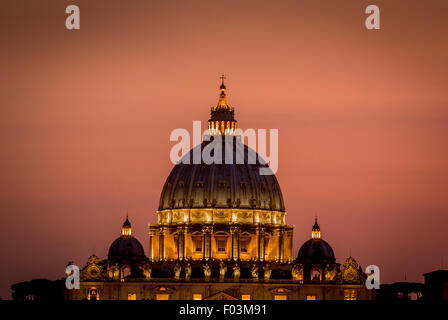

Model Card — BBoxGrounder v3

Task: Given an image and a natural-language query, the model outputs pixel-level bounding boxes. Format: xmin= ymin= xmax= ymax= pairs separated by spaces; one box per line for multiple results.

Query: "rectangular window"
xmin=156 ymin=294 xmax=170 ymax=300
xmin=274 ymin=295 xmax=287 ymax=300
xmin=127 ymin=293 xmax=136 ymax=300
xmin=217 ymin=239 xmax=226 ymax=252
xmin=193 ymin=294 xmax=202 ymax=300
xmin=241 ymin=294 xmax=251 ymax=300
xmin=240 ymin=239 xmax=249 ymax=252
xmin=306 ymin=295 xmax=316 ymax=300
xmin=344 ymin=289 xmax=357 ymax=300
xmin=194 ymin=239 xmax=202 ymax=252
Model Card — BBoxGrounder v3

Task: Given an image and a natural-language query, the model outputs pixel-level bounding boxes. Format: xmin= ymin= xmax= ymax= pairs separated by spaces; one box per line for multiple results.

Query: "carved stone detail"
xmin=80 ymin=255 xmax=108 ymax=281
xmin=232 ymin=264 xmax=240 ymax=281
xmin=340 ymin=257 xmax=365 ymax=284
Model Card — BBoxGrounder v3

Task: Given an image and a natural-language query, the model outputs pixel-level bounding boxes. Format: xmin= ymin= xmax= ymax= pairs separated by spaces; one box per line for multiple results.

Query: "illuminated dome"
xmin=158 ymin=137 xmax=285 ymax=212
xmin=108 ymin=216 xmax=146 ymax=261
xmin=296 ymin=218 xmax=335 ymax=263
xmin=152 ymin=79 xmax=290 ymax=264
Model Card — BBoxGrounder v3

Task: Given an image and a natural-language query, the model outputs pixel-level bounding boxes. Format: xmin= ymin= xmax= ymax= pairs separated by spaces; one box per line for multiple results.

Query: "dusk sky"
xmin=1 ymin=0 xmax=447 ymax=299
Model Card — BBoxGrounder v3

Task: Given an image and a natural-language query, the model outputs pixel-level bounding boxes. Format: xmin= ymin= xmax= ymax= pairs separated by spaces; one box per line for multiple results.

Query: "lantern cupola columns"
xmin=208 ymin=75 xmax=237 ymax=135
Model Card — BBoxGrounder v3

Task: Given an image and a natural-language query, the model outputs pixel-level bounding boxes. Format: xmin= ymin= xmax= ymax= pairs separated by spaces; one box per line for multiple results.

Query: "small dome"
xmin=108 ymin=236 xmax=145 ymax=261
xmin=296 ymin=218 xmax=335 ymax=263
xmin=108 ymin=216 xmax=146 ymax=261
xmin=297 ymin=239 xmax=335 ymax=263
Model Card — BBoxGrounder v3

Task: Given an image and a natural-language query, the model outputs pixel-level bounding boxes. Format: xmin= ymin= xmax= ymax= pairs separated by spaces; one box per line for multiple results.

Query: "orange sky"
xmin=1 ymin=0 xmax=448 ymax=298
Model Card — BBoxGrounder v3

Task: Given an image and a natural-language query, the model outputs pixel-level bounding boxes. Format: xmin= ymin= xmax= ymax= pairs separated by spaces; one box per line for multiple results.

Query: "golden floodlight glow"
xmin=207 ymin=76 xmax=237 ymax=136
xmin=311 ymin=217 xmax=321 ymax=239
xmin=127 ymin=293 xmax=137 ymax=300
xmin=122 ymin=213 xmax=132 ymax=236
xmin=311 ymin=230 xmax=321 ymax=239
xmin=122 ymin=227 xmax=132 ymax=236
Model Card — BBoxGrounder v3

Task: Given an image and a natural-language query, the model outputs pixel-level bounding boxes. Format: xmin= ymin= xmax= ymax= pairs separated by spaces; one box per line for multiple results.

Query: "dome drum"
xmin=157 ymin=208 xmax=286 ymax=226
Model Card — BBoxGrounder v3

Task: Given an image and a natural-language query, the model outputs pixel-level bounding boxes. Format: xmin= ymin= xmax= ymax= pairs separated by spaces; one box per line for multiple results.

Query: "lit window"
xmin=217 ymin=239 xmax=227 ymax=252
xmin=87 ymin=287 xmax=99 ymax=300
xmin=127 ymin=293 xmax=136 ymax=300
xmin=241 ymin=294 xmax=251 ymax=300
xmin=156 ymin=294 xmax=170 ymax=300
xmin=193 ymin=238 xmax=202 ymax=252
xmin=274 ymin=295 xmax=287 ymax=300
xmin=240 ymin=235 xmax=251 ymax=253
xmin=193 ymin=294 xmax=202 ymax=300
xmin=344 ymin=289 xmax=357 ymax=300
xmin=307 ymin=295 xmax=316 ymax=300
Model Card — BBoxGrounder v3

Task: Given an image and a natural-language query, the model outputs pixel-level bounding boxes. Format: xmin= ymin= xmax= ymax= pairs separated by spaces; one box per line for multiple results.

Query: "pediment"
xmin=204 ymin=291 xmax=238 ymax=300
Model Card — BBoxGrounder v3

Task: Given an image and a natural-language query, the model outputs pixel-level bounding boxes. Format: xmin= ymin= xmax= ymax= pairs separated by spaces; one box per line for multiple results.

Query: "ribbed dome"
xmin=108 ymin=236 xmax=145 ymax=261
xmin=159 ymin=137 xmax=285 ymax=212
xmin=297 ymin=239 xmax=335 ymax=263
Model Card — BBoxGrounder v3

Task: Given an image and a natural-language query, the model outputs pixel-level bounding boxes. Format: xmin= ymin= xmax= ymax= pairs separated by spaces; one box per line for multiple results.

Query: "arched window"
xmin=122 ymin=266 xmax=130 ymax=278
xmin=311 ymin=268 xmax=321 ymax=281
xmin=87 ymin=287 xmax=99 ymax=300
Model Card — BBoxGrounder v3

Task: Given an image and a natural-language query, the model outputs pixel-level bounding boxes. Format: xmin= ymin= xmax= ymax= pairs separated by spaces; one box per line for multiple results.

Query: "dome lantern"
xmin=311 ymin=216 xmax=321 ymax=239
xmin=121 ymin=213 xmax=132 ymax=236
xmin=207 ymin=75 xmax=237 ymax=135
